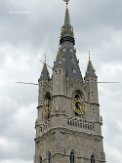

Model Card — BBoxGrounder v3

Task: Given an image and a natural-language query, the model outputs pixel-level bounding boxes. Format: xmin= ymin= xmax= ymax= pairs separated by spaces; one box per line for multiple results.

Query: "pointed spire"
xmin=40 ymin=54 xmax=50 ymax=80
xmin=64 ymin=7 xmax=70 ymax=27
xmin=63 ymin=0 xmax=71 ymax=26
xmin=85 ymin=52 xmax=96 ymax=76
xmin=60 ymin=0 xmax=75 ymax=45
xmin=89 ymin=50 xmax=91 ymax=61
xmin=53 ymin=0 xmax=82 ymax=80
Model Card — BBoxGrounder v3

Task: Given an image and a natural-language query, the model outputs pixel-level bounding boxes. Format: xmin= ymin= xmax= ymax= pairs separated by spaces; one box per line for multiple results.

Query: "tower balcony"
xmin=67 ymin=117 xmax=94 ymax=130
xmin=38 ymin=116 xmax=101 ymax=137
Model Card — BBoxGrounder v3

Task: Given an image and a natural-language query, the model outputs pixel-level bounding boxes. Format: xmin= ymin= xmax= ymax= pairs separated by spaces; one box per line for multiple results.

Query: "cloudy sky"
xmin=0 ymin=0 xmax=122 ymax=163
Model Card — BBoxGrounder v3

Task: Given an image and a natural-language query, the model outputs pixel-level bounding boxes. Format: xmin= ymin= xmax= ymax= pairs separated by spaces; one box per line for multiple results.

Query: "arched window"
xmin=45 ymin=92 xmax=51 ymax=109
xmin=44 ymin=92 xmax=51 ymax=119
xmin=48 ymin=151 xmax=51 ymax=163
xmin=70 ymin=151 xmax=75 ymax=163
xmin=39 ymin=156 xmax=42 ymax=163
xmin=91 ymin=154 xmax=95 ymax=163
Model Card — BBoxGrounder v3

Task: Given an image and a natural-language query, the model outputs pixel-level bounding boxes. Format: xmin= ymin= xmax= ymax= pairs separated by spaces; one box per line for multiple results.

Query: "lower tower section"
xmin=34 ymin=113 xmax=105 ymax=163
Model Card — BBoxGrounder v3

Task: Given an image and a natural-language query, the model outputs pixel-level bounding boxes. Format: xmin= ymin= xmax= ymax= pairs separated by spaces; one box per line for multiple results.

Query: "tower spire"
xmin=60 ymin=0 xmax=74 ymax=45
xmin=64 ymin=6 xmax=70 ymax=26
xmin=54 ymin=0 xmax=82 ymax=80
xmin=85 ymin=52 xmax=96 ymax=76
xmin=44 ymin=53 xmax=46 ymax=63
xmin=64 ymin=0 xmax=71 ymax=27
xmin=40 ymin=54 xmax=50 ymax=80
xmin=88 ymin=50 xmax=91 ymax=61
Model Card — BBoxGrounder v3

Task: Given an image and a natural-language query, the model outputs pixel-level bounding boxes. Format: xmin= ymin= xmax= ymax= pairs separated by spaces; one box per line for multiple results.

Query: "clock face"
xmin=72 ymin=96 xmax=86 ymax=115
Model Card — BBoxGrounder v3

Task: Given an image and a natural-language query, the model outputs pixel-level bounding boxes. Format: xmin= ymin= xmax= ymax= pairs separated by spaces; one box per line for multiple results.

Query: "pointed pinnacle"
xmin=44 ymin=53 xmax=46 ymax=63
xmin=64 ymin=7 xmax=70 ymax=26
xmin=86 ymin=54 xmax=96 ymax=76
xmin=88 ymin=50 xmax=91 ymax=61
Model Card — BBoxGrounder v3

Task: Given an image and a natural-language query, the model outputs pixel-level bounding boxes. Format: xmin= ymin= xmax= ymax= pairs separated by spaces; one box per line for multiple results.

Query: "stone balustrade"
xmin=39 ymin=117 xmax=95 ymax=135
xmin=67 ymin=117 xmax=94 ymax=130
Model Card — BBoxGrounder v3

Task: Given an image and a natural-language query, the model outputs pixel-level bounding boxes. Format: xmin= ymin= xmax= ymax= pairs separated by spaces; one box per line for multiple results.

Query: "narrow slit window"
xmin=70 ymin=151 xmax=75 ymax=163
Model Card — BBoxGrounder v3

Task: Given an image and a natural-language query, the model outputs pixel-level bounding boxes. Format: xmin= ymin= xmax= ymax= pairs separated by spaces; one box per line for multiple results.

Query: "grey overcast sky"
xmin=0 ymin=0 xmax=122 ymax=163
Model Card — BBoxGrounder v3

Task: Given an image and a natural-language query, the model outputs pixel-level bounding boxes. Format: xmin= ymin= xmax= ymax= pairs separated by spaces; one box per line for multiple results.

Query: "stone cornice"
xmin=38 ymin=127 xmax=103 ymax=142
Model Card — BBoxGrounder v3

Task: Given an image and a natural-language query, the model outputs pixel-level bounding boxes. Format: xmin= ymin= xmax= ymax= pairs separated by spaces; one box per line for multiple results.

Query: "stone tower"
xmin=34 ymin=1 xmax=106 ymax=163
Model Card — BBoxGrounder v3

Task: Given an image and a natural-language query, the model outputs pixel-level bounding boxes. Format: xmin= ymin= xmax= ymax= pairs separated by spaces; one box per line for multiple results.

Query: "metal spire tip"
xmin=63 ymin=0 xmax=70 ymax=6
xmin=88 ymin=50 xmax=91 ymax=61
xmin=44 ymin=53 xmax=46 ymax=63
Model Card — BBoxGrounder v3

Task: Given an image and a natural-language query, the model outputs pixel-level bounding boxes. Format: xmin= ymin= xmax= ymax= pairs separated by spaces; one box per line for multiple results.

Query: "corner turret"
xmin=84 ymin=53 xmax=98 ymax=103
xmin=85 ymin=54 xmax=96 ymax=77
xmin=39 ymin=63 xmax=50 ymax=81
xmin=38 ymin=61 xmax=50 ymax=107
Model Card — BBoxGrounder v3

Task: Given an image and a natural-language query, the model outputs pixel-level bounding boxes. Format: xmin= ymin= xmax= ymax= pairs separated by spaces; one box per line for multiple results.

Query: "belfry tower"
xmin=34 ymin=0 xmax=106 ymax=163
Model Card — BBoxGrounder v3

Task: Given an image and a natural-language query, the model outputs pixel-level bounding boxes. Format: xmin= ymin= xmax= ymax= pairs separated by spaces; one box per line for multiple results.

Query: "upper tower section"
xmin=60 ymin=1 xmax=75 ymax=45
xmin=53 ymin=0 xmax=82 ymax=80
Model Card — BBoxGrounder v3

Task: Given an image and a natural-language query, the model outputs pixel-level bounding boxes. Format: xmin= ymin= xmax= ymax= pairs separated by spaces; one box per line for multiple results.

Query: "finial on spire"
xmin=44 ymin=53 xmax=46 ymax=63
xmin=40 ymin=53 xmax=50 ymax=80
xmin=63 ymin=0 xmax=70 ymax=6
xmin=88 ymin=50 xmax=91 ymax=61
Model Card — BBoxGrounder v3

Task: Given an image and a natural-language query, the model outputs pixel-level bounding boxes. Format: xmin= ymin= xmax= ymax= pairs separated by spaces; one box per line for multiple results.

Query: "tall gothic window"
xmin=74 ymin=94 xmax=81 ymax=116
xmin=91 ymin=154 xmax=95 ymax=163
xmin=48 ymin=151 xmax=51 ymax=163
xmin=70 ymin=151 xmax=75 ymax=163
xmin=45 ymin=92 xmax=51 ymax=111
xmin=43 ymin=92 xmax=51 ymax=120
xmin=40 ymin=156 xmax=42 ymax=163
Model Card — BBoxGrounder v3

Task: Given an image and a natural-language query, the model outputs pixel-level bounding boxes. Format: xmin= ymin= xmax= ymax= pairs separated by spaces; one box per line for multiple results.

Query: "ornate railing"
xmin=38 ymin=117 xmax=95 ymax=135
xmin=67 ymin=117 xmax=94 ymax=130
